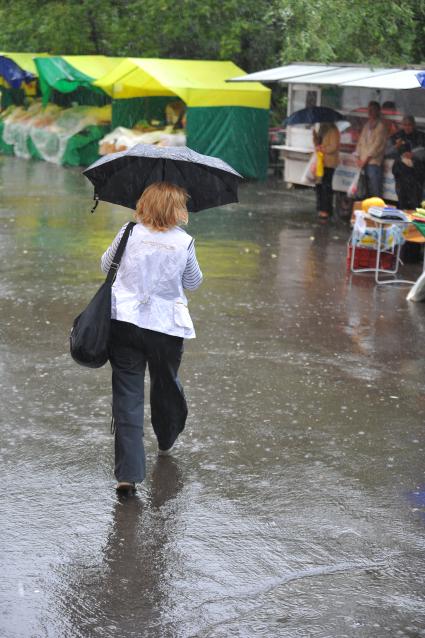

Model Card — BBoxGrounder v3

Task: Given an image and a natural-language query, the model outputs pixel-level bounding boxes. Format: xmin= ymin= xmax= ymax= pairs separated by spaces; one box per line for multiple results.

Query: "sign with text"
xmin=333 ymin=153 xmax=397 ymax=201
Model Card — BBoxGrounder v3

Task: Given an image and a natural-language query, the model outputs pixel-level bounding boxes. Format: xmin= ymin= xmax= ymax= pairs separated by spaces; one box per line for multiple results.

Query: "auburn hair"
xmin=135 ymin=182 xmax=189 ymax=231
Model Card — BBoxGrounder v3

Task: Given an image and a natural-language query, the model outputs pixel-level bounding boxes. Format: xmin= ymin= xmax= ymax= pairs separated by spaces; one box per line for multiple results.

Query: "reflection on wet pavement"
xmin=0 ymin=157 xmax=424 ymax=637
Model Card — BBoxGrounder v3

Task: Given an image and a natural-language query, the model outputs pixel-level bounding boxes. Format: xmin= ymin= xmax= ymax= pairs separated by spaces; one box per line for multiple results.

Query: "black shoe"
xmin=115 ymin=482 xmax=136 ymax=495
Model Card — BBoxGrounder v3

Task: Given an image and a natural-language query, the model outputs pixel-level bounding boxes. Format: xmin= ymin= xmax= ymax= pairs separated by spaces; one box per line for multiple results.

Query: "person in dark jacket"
xmin=390 ymin=115 xmax=425 ymax=209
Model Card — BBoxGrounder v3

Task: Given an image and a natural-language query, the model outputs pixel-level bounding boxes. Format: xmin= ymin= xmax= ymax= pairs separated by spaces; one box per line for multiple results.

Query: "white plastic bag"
xmin=302 ymin=152 xmax=317 ymax=184
xmin=347 ymin=168 xmax=361 ymax=198
xmin=347 ymin=168 xmax=368 ymax=199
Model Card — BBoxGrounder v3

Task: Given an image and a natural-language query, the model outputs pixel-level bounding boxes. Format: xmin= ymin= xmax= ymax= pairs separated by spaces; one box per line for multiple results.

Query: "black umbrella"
xmin=83 ymin=144 xmax=242 ymax=213
xmin=283 ymin=106 xmax=345 ymax=126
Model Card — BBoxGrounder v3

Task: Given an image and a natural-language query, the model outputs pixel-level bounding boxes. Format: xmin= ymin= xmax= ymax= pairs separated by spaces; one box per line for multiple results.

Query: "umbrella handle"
xmin=90 ymin=194 xmax=99 ymax=214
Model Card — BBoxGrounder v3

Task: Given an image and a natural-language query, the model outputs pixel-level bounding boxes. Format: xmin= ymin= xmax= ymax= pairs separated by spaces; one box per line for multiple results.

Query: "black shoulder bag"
xmin=70 ymin=222 xmax=136 ymax=368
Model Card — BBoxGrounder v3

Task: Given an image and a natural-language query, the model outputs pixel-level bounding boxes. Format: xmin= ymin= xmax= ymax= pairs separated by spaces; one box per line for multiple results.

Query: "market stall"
xmin=94 ymin=58 xmax=271 ymax=179
xmin=229 ymin=63 xmax=425 ymax=203
xmin=0 ymin=56 xmax=120 ymax=165
xmin=1 ymin=102 xmax=111 ymax=165
xmin=0 ymin=53 xmax=45 ymax=155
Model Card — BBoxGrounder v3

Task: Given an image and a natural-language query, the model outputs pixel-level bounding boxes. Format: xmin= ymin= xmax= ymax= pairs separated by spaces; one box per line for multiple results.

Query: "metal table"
xmin=350 ymin=213 xmax=424 ymax=285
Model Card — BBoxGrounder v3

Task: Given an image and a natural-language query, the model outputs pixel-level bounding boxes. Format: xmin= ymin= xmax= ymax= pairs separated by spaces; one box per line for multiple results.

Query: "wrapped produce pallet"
xmin=0 ymin=102 xmax=112 ymax=165
xmin=99 ymin=125 xmax=186 ymax=154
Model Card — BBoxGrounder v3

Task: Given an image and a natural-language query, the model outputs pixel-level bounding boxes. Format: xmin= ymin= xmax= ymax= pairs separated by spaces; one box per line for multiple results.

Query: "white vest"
xmin=112 ymin=223 xmax=196 ymax=339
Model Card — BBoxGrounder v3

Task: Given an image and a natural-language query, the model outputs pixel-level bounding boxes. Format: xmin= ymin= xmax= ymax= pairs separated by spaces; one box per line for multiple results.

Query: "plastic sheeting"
xmin=1 ymin=102 xmax=111 ymax=164
xmin=352 ymin=210 xmax=406 ymax=250
xmin=187 ymin=106 xmax=269 ymax=180
xmin=34 ymin=56 xmax=117 ymax=105
xmin=0 ymin=52 xmax=45 ymax=77
xmin=0 ymin=121 xmax=14 ymax=155
xmin=0 ymin=56 xmax=34 ymax=89
xmin=98 ymin=126 xmax=186 ymax=154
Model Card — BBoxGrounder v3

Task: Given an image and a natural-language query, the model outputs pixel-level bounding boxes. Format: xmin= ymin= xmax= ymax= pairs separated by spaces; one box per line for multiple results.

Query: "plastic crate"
xmin=347 ymin=244 xmax=396 ymax=271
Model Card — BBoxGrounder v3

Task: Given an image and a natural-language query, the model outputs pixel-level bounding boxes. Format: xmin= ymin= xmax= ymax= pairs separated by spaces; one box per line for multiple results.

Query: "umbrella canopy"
xmin=83 ymin=144 xmax=242 ymax=212
xmin=283 ymin=106 xmax=345 ymax=126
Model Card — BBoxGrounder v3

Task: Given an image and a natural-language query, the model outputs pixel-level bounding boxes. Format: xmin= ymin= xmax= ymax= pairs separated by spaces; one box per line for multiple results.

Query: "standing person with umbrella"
xmin=284 ymin=107 xmax=344 ymax=220
xmin=83 ymin=145 xmax=241 ymax=494
xmin=313 ymin=122 xmax=340 ymax=220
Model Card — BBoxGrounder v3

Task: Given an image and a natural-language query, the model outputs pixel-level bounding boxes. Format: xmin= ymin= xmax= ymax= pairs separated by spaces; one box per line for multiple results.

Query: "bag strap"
xmin=105 ymin=222 xmax=136 ymax=284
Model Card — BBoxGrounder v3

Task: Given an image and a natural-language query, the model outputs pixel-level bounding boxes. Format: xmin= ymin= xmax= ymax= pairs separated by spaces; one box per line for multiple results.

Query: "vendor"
xmin=354 ymin=101 xmax=388 ymax=198
xmin=390 ymin=115 xmax=425 ymax=209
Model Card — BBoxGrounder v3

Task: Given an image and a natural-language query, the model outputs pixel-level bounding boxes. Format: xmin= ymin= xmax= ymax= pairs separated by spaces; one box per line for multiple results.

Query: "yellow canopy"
xmin=95 ymin=58 xmax=270 ymax=109
xmin=61 ymin=55 xmax=122 ymax=81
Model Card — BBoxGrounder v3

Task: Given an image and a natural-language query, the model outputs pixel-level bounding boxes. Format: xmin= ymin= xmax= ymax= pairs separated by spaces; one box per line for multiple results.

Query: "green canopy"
xmin=96 ymin=58 xmax=271 ymax=179
xmin=34 ymin=56 xmax=119 ymax=105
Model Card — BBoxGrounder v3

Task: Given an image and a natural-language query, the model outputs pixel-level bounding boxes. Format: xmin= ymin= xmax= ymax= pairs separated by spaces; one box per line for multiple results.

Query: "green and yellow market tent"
xmin=94 ymin=58 xmax=271 ymax=179
xmin=0 ymin=54 xmax=121 ymax=167
xmin=34 ymin=55 xmax=121 ymax=106
xmin=1 ymin=55 xmax=123 ymax=166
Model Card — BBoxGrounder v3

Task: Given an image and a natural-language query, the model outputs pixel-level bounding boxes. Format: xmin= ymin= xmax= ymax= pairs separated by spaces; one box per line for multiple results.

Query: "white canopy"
xmin=343 ymin=69 xmax=422 ymax=90
xmin=229 ymin=64 xmax=329 ymax=83
xmin=229 ymin=64 xmax=424 ymax=90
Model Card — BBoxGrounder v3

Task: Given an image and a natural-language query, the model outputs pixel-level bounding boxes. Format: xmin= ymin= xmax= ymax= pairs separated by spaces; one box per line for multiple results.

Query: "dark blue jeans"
xmin=364 ymin=164 xmax=383 ymax=198
xmin=109 ymin=320 xmax=187 ymax=482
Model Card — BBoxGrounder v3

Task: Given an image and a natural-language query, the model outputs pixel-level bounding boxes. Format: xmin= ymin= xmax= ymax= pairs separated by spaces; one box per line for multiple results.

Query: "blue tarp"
xmin=417 ymin=71 xmax=425 ymax=88
xmin=0 ymin=56 xmax=35 ymax=89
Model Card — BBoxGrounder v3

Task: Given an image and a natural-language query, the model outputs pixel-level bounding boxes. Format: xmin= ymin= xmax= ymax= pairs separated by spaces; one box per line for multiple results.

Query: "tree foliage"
xmin=0 ymin=0 xmax=424 ymax=70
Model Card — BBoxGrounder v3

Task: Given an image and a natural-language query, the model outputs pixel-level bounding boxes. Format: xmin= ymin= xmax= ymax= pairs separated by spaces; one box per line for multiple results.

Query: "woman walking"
xmin=313 ymin=122 xmax=340 ymax=220
xmin=101 ymin=182 xmax=203 ymax=494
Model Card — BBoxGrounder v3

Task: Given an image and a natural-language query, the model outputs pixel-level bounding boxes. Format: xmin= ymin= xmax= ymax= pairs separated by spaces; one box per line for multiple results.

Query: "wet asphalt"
xmin=0 ymin=156 xmax=424 ymax=638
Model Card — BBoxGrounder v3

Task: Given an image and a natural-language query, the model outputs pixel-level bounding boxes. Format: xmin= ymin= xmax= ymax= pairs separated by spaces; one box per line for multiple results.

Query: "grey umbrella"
xmin=83 ymin=144 xmax=242 ymax=213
